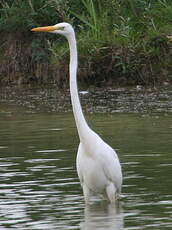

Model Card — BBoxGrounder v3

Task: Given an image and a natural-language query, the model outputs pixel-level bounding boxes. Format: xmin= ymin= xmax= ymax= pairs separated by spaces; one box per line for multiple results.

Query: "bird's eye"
xmin=60 ymin=26 xmax=65 ymax=30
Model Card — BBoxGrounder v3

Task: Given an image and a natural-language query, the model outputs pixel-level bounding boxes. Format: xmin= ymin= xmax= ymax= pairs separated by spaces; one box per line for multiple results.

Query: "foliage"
xmin=0 ymin=0 xmax=70 ymax=32
xmin=0 ymin=0 xmax=172 ymax=86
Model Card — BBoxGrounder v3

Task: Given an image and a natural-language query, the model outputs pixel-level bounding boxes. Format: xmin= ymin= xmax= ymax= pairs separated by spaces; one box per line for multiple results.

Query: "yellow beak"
xmin=31 ymin=25 xmax=58 ymax=32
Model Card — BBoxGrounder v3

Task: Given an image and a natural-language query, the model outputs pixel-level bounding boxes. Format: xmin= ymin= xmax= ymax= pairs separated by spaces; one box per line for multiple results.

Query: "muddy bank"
xmin=1 ymin=1 xmax=172 ymax=87
xmin=0 ymin=85 xmax=172 ymax=113
xmin=1 ymin=30 xmax=172 ymax=88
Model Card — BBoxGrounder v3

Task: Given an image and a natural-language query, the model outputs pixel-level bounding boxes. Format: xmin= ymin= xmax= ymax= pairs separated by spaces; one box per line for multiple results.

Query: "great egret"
xmin=31 ymin=23 xmax=122 ymax=203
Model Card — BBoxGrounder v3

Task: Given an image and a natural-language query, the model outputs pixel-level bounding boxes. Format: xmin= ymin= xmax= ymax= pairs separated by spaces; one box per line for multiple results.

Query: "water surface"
xmin=0 ymin=105 xmax=171 ymax=229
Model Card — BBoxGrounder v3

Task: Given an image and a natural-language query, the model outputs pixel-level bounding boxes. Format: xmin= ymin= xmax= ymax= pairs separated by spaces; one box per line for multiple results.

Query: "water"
xmin=1 ymin=86 xmax=172 ymax=113
xmin=0 ymin=105 xmax=172 ymax=229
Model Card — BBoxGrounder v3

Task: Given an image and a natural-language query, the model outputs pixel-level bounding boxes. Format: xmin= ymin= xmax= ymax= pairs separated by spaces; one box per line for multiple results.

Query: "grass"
xmin=0 ymin=0 xmax=172 ymax=86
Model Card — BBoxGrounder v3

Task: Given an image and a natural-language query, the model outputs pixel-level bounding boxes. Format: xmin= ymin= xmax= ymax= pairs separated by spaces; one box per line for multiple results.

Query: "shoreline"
xmin=0 ymin=85 xmax=172 ymax=114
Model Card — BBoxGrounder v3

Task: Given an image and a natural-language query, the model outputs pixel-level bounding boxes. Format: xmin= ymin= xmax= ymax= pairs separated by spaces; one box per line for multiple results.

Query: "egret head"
xmin=31 ymin=22 xmax=74 ymax=38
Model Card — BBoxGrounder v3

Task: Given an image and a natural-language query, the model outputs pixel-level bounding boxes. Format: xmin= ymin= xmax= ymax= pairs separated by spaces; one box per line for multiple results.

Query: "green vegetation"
xmin=0 ymin=0 xmax=172 ymax=87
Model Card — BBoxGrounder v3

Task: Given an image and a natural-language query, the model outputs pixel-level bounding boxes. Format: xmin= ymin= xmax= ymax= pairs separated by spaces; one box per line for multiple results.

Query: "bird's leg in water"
xmin=83 ymin=184 xmax=90 ymax=204
xmin=106 ymin=183 xmax=117 ymax=203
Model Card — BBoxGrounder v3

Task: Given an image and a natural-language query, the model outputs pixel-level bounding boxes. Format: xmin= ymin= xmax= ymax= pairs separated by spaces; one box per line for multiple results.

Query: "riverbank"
xmin=0 ymin=85 xmax=172 ymax=113
xmin=0 ymin=1 xmax=172 ymax=87
xmin=1 ymin=31 xmax=172 ymax=88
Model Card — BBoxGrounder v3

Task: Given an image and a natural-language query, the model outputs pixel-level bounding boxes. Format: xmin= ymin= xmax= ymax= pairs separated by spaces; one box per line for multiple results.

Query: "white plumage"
xmin=31 ymin=22 xmax=122 ymax=203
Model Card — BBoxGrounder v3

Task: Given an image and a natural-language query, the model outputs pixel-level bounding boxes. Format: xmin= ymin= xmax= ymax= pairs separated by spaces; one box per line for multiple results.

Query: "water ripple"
xmin=0 ymin=110 xmax=171 ymax=229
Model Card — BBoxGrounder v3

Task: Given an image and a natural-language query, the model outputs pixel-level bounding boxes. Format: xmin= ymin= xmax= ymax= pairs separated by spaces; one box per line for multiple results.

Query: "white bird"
xmin=31 ymin=23 xmax=122 ymax=203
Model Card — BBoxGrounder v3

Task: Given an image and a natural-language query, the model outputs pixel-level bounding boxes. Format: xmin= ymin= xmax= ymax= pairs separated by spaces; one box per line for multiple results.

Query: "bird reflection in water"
xmin=80 ymin=202 xmax=124 ymax=230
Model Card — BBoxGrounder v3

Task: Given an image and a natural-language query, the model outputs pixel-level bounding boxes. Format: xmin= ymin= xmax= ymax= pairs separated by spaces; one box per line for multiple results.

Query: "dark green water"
xmin=0 ymin=105 xmax=171 ymax=229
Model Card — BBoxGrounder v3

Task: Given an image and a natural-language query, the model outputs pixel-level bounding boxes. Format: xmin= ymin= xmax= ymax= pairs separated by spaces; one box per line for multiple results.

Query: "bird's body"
xmin=31 ymin=22 xmax=122 ymax=203
xmin=77 ymin=132 xmax=122 ymax=202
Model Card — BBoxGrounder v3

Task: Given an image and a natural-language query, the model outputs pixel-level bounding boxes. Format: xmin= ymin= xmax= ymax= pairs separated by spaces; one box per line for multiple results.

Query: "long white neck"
xmin=67 ymin=32 xmax=90 ymax=142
